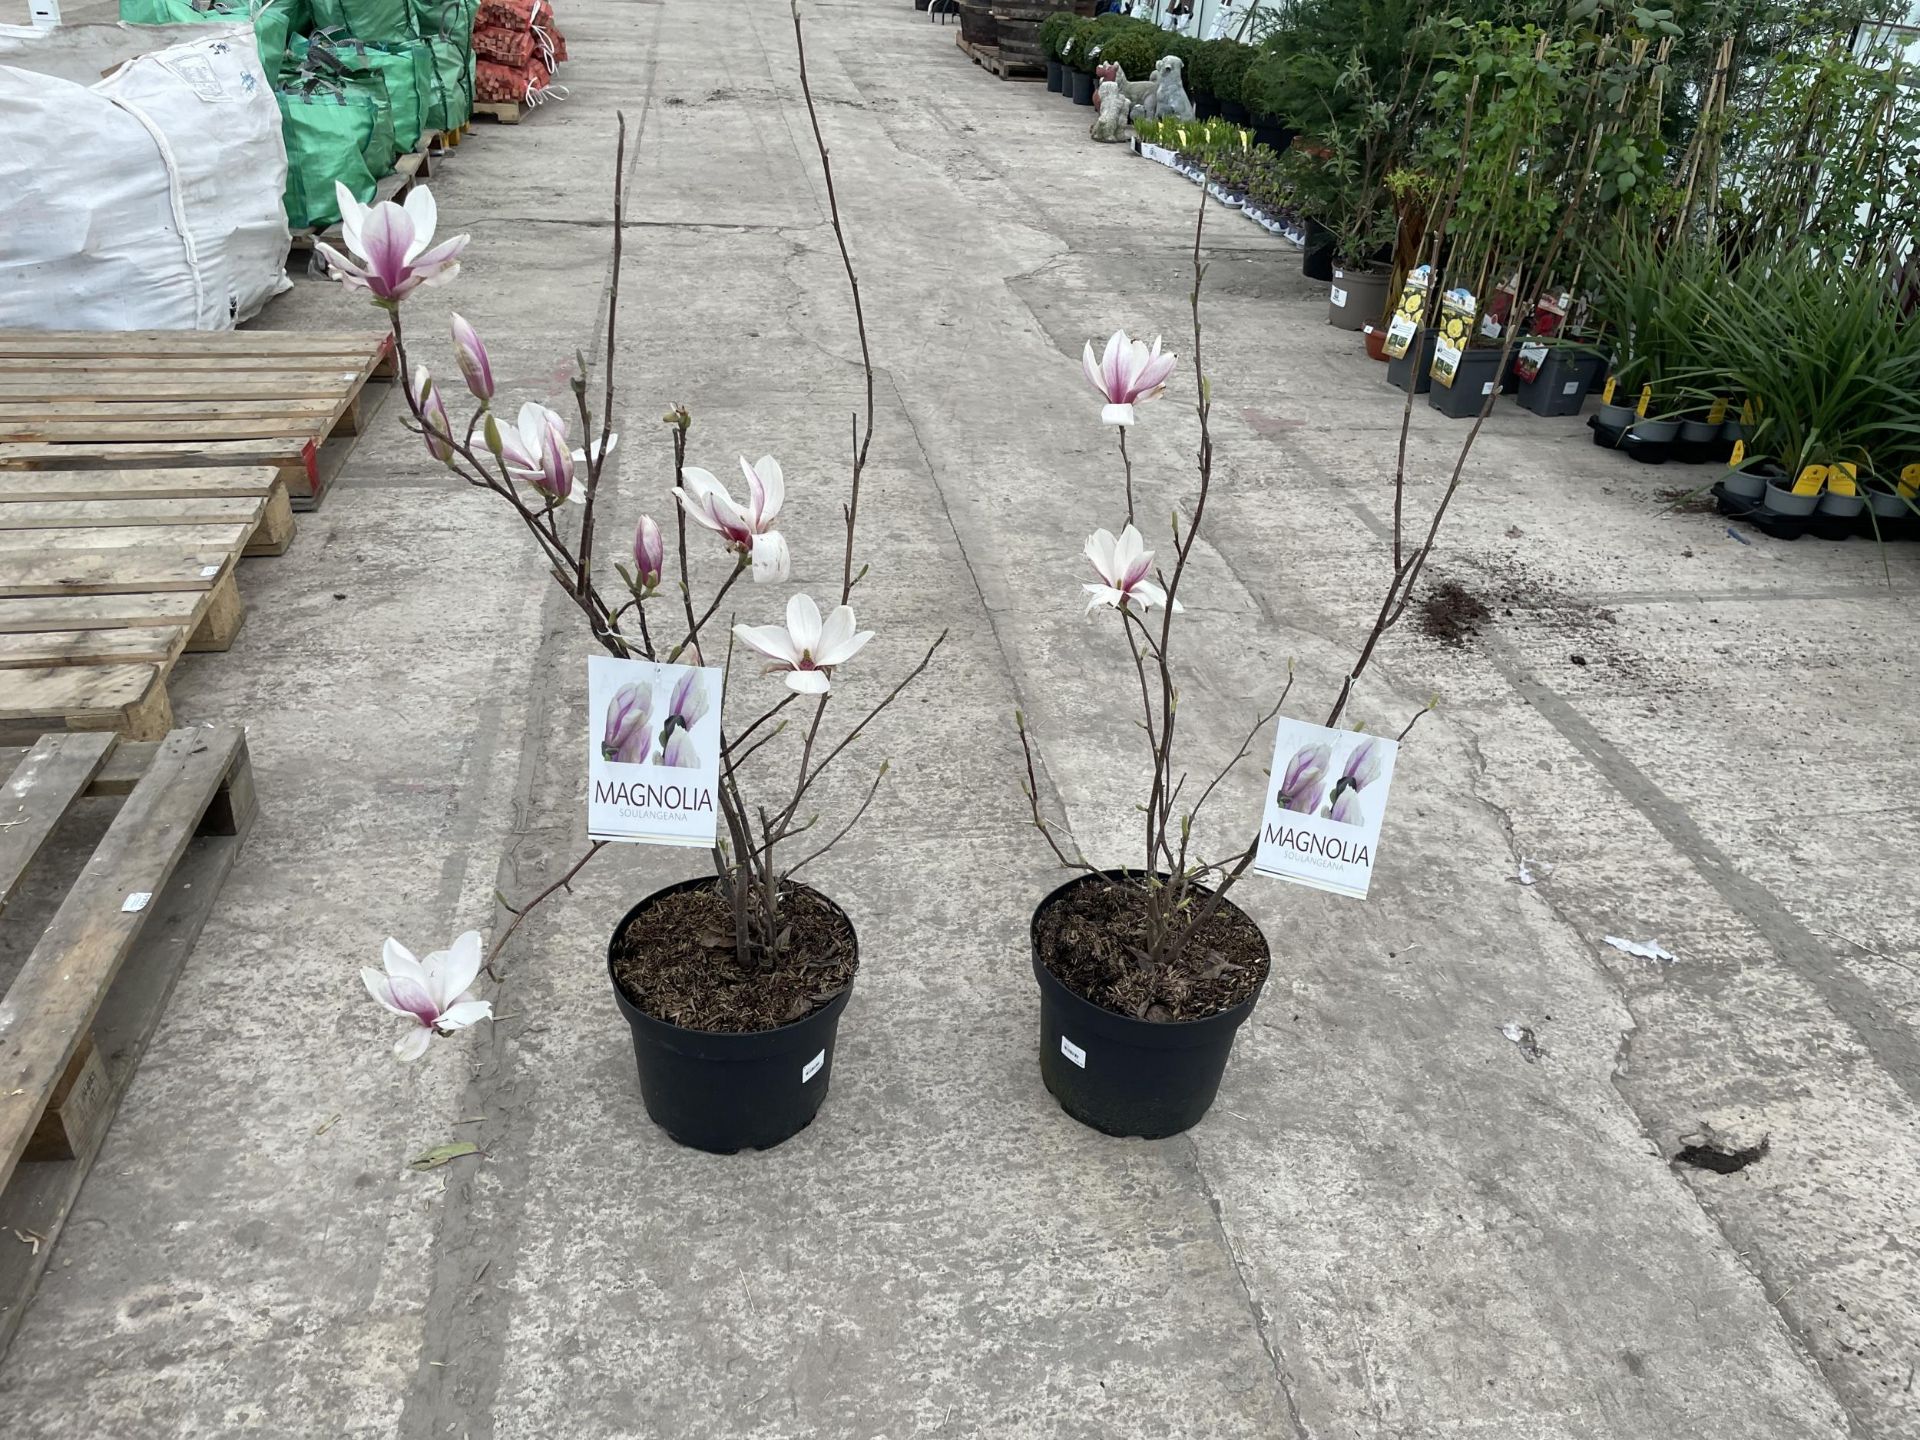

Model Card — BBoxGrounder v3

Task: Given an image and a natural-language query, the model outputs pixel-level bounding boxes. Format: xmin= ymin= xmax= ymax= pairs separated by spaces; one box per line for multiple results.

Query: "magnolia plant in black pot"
xmin=1016 ymin=178 xmax=1485 ymax=1139
xmin=341 ymin=5 xmax=940 ymax=1153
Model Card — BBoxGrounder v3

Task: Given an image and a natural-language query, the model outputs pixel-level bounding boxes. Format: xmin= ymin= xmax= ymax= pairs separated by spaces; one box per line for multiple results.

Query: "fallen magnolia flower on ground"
xmin=734 ymin=592 xmax=873 ymax=695
xmin=318 ymin=182 xmax=468 ymax=304
xmin=1083 ymin=523 xmax=1182 ymax=613
xmin=361 ymin=932 xmax=494 ymax=1062
xmin=1083 ymin=329 xmax=1178 ymax=426
xmin=1603 ymin=935 xmax=1677 ymax=964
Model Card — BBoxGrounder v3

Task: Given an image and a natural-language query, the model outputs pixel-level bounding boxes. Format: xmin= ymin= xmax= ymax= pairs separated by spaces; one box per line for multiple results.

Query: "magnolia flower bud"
xmin=450 ymin=313 xmax=494 ymax=402
xmin=408 ymin=366 xmax=454 ymax=464
xmin=634 ymin=515 xmax=664 ymax=591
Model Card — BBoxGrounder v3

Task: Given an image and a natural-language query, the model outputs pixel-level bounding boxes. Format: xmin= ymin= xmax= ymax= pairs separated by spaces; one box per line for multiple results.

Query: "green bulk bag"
xmin=412 ymin=0 xmax=476 ymax=41
xmin=288 ymin=37 xmax=400 ymax=174
xmin=369 ymin=41 xmax=436 ymax=152
xmin=118 ymin=0 xmax=305 ymax=79
xmin=276 ymin=80 xmax=379 ymax=229
xmin=421 ymin=33 xmax=473 ymax=131
xmin=307 ymin=0 xmax=419 ymax=46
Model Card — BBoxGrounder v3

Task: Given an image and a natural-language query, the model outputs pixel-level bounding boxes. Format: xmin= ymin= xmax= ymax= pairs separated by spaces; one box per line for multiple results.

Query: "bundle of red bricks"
xmin=475 ymin=0 xmax=568 ymax=105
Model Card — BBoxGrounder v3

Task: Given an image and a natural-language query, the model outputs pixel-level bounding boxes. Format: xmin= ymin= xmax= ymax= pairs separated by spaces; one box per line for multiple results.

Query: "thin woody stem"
xmin=483 ymin=841 xmax=608 ymax=980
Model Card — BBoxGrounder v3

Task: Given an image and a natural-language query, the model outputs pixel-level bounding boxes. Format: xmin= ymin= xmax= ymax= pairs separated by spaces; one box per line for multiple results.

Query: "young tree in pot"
xmin=337 ymin=5 xmax=941 ymax=1154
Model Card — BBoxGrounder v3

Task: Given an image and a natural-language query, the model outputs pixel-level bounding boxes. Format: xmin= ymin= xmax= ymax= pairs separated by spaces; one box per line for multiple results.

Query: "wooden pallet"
xmin=289 ymin=138 xmax=442 ymax=256
xmin=0 ymin=727 xmax=254 ymax=1361
xmin=956 ymin=30 xmax=1042 ymax=79
xmin=0 ymin=330 xmax=394 ymax=512
xmin=472 ymin=99 xmax=529 ymax=124
xmin=0 ymin=478 xmax=279 ymax=742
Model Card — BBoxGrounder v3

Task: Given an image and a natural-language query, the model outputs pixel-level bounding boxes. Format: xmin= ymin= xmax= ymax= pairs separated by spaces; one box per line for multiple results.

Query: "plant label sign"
xmin=586 ymin=655 xmax=724 ymax=847
xmin=1254 ymin=719 xmax=1400 ymax=900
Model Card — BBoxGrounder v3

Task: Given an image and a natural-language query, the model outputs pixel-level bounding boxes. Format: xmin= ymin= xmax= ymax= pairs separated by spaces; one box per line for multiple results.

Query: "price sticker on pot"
xmin=802 ymin=1049 xmax=825 ymax=1084
xmin=1059 ymin=1036 xmax=1087 ymax=1069
xmin=586 ymin=654 xmax=724 ymax=847
xmin=1329 ymin=285 xmax=1349 ymax=308
xmin=1254 ymin=718 xmax=1400 ymax=900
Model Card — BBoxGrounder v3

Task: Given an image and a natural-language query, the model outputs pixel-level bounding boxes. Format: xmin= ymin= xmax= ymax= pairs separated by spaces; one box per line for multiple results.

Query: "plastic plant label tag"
xmin=1329 ymin=285 xmax=1349 ymax=308
xmin=1729 ymin=439 xmax=1746 ymax=467
xmin=1479 ymin=314 xmax=1502 ymax=340
xmin=1430 ymin=338 xmax=1463 ymax=388
xmin=801 ymin=1049 xmax=825 ymax=1084
xmin=1791 ymin=465 xmax=1828 ymax=496
xmin=1901 ymin=463 xmax=1920 ymax=499
xmin=1059 ymin=1036 xmax=1087 ymax=1068
xmin=1707 ymin=397 xmax=1729 ymax=425
xmin=1602 ymin=376 xmax=1617 ymax=405
xmin=1829 ymin=462 xmax=1858 ymax=497
xmin=121 ymin=892 xmax=152 ymax=913
xmin=1636 ymin=384 xmax=1653 ymax=419
xmin=1562 ymin=380 xmax=1581 ymax=395
xmin=1516 ymin=340 xmax=1549 ymax=381
xmin=586 ymin=654 xmax=724 ymax=847
xmin=1384 ymin=312 xmax=1418 ymax=358
xmin=1255 ymin=718 xmax=1399 ymax=900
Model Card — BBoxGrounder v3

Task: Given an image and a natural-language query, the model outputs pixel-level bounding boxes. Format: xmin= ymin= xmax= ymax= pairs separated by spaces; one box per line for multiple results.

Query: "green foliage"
xmin=1038 ymin=10 xmax=1075 ymax=64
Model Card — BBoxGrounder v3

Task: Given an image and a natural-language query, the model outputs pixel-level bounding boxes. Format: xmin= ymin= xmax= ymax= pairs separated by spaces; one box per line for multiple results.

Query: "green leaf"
xmin=409 ymin=1142 xmax=481 ymax=1171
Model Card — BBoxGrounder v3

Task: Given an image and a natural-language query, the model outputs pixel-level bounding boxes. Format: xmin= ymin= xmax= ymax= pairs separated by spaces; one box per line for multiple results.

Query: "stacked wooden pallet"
xmin=0 ymin=727 xmax=254 ymax=1359
xmin=956 ymin=1 xmax=1094 ymax=78
xmin=0 ymin=468 xmax=294 ymax=743
xmin=0 ymin=329 xmax=394 ymax=511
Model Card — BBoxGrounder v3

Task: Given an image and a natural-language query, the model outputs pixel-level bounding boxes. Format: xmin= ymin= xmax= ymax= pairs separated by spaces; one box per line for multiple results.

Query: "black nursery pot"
xmin=608 ymin=878 xmax=856 ymax=1154
xmin=1515 ymin=349 xmax=1602 ymax=417
xmin=1385 ymin=326 xmax=1439 ymax=394
xmin=1301 ymin=221 xmax=1336 ymax=282
xmin=1427 ymin=346 xmax=1506 ymax=418
xmin=1045 ymin=57 xmax=1063 ymax=91
xmin=1031 ymin=871 xmax=1270 ymax=1140
xmin=1071 ymin=67 xmax=1096 ymax=104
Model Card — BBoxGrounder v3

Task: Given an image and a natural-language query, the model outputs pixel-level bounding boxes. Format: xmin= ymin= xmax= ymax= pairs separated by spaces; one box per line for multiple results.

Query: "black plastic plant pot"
xmin=1426 ymin=347 xmax=1505 ymax=418
xmin=1674 ymin=418 xmax=1723 ymax=464
xmin=1515 ymin=349 xmax=1601 ymax=417
xmin=1301 ymin=223 xmax=1336 ymax=282
xmin=1385 ymin=327 xmax=1439 ymax=394
xmin=1071 ymin=68 xmax=1096 ymax=104
xmin=1030 ymin=871 xmax=1269 ymax=1140
xmin=1622 ymin=417 xmax=1679 ymax=465
xmin=1045 ymin=58 xmax=1063 ymax=91
xmin=1589 ymin=401 xmax=1634 ymax=449
xmin=608 ymin=879 xmax=856 ymax=1154
xmin=1221 ymin=99 xmax=1250 ymax=123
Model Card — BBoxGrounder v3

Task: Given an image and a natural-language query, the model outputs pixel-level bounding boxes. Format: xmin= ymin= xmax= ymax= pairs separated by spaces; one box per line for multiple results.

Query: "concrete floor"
xmin=4 ymin=1 xmax=1919 ymax=1435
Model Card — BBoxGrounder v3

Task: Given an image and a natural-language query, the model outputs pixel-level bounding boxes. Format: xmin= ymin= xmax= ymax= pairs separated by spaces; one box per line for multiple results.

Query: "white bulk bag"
xmin=0 ymin=25 xmax=291 ymax=330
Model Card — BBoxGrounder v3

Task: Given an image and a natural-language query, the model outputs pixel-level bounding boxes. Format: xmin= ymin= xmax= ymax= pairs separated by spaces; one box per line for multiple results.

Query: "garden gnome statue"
xmin=1137 ymin=54 xmax=1195 ymax=121
xmin=1090 ymin=80 xmax=1133 ymax=142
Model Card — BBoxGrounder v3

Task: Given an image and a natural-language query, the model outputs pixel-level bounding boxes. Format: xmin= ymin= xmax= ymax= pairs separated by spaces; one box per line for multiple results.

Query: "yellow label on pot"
xmin=1729 ymin=439 xmax=1746 ymax=467
xmin=1707 ymin=397 xmax=1728 ymax=426
xmin=1602 ymin=376 xmax=1617 ymax=405
xmin=1790 ymin=464 xmax=1828 ymax=497
xmin=1636 ymin=384 xmax=1652 ymax=419
xmin=1828 ymin=462 xmax=1858 ymax=497
xmin=1900 ymin=463 xmax=1920 ymax=498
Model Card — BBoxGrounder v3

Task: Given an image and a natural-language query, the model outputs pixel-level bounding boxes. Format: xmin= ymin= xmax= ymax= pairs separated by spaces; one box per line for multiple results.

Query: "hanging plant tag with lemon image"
xmin=1383 ymin=265 xmax=1430 ymax=359
xmin=1428 ymin=288 xmax=1476 ymax=388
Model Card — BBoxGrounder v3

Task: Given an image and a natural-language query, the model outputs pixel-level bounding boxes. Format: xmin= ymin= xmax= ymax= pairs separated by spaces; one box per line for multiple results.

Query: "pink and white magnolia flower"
xmin=1341 ymin=736 xmax=1385 ymax=792
xmin=481 ymin=403 xmax=582 ymax=505
xmin=602 ymin=681 xmax=653 ymax=765
xmin=675 ymin=455 xmax=791 ymax=583
xmin=1082 ymin=330 xmax=1178 ymax=425
xmin=316 ymin=183 xmax=468 ymax=305
xmin=1327 ymin=787 xmax=1365 ymax=827
xmin=361 ymin=932 xmax=493 ymax=1062
xmin=408 ymin=366 xmax=454 ymax=463
xmin=660 ymin=727 xmax=700 ymax=769
xmin=733 ymin=593 xmax=873 ymax=695
xmin=1083 ymin=524 xmax=1183 ymax=613
xmin=1278 ymin=742 xmax=1333 ymax=814
xmin=450 ymin=312 xmax=494 ymax=401
xmin=634 ymin=515 xmax=664 ymax=590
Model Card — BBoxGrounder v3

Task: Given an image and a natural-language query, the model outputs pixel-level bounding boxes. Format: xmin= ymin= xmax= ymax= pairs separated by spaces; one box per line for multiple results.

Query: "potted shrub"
xmin=1039 ymin=10 xmax=1072 ymax=92
xmin=334 ymin=19 xmax=940 ymax=1152
xmin=1020 ymin=180 xmax=1509 ymax=1137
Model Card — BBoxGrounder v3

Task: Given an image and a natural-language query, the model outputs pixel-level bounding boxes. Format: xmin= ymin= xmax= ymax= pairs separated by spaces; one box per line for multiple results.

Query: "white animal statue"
xmin=1096 ymin=60 xmax=1157 ymax=112
xmin=1135 ymin=54 xmax=1196 ymax=122
xmin=1090 ymin=80 xmax=1132 ymax=142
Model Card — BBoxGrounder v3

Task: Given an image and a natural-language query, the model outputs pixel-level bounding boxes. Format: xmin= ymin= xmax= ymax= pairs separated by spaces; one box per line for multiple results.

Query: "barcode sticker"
xmin=1060 ymin=1036 xmax=1087 ymax=1068
xmin=1329 ymin=286 xmax=1348 ymax=308
xmin=801 ymin=1049 xmax=825 ymax=1084
xmin=1563 ymin=380 xmax=1581 ymax=395
xmin=1480 ymin=381 xmax=1495 ymax=396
